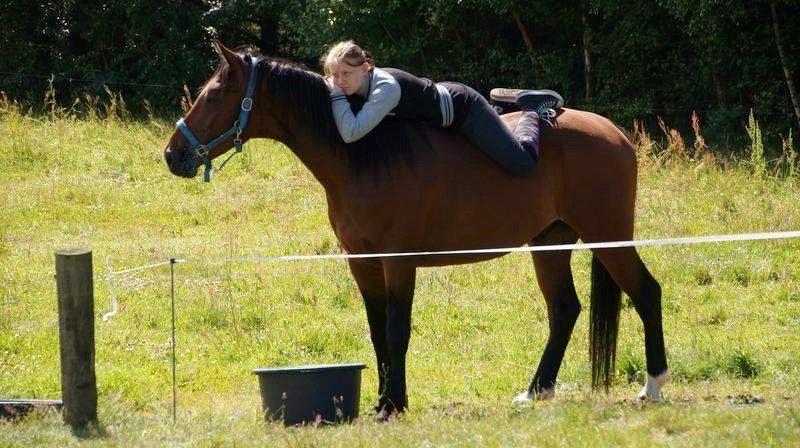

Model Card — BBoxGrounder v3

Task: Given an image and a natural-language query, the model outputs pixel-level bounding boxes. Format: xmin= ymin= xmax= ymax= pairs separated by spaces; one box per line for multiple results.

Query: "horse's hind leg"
xmin=591 ymin=246 xmax=670 ymax=400
xmin=514 ymin=221 xmax=581 ymax=403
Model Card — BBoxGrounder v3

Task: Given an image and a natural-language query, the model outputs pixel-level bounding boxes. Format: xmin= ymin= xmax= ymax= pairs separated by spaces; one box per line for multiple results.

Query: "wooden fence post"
xmin=55 ymin=249 xmax=97 ymax=427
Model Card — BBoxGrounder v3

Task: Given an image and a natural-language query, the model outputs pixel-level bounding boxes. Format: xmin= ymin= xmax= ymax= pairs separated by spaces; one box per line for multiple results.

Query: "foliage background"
xmin=1 ymin=0 xmax=798 ymax=147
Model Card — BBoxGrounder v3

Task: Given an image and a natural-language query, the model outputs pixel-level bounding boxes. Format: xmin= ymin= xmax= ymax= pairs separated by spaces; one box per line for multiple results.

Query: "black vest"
xmin=381 ymin=68 xmax=443 ymax=127
xmin=346 ymin=67 xmax=444 ymax=127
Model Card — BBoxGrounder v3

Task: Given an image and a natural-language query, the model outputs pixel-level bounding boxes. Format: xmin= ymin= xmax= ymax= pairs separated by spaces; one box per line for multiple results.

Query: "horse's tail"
xmin=589 ymin=254 xmax=621 ymax=391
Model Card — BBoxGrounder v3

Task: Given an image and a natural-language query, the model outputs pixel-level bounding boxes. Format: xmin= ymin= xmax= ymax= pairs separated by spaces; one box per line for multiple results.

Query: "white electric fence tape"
xmin=102 ymin=230 xmax=800 ymax=321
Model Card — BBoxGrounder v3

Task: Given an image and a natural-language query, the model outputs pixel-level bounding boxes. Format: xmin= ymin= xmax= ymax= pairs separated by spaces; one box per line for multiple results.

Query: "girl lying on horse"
xmin=322 ymin=41 xmax=563 ymax=176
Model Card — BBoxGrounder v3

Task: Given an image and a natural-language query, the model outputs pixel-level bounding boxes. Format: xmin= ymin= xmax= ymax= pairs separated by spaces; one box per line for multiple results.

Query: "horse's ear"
xmin=212 ymin=40 xmax=243 ymax=70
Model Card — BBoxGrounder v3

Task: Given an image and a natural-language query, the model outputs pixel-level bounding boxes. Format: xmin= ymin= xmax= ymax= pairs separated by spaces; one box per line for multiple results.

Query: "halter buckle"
xmin=241 ymin=97 xmax=253 ymax=112
xmin=195 ymin=144 xmax=209 ymax=157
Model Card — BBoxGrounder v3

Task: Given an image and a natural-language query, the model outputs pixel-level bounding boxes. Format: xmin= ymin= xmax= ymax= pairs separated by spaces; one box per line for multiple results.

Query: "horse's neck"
xmin=277 ymin=129 xmax=348 ymax=193
xmin=250 ymin=88 xmax=347 ymax=192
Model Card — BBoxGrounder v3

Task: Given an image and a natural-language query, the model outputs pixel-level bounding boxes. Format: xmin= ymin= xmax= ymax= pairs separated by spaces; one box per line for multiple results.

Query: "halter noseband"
xmin=175 ymin=54 xmax=260 ymax=182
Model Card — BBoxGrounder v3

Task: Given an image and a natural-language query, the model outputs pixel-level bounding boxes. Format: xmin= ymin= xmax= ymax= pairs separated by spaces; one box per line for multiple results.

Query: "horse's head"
xmin=164 ymin=41 xmax=269 ymax=179
xmin=165 ymin=41 xmax=349 ymax=181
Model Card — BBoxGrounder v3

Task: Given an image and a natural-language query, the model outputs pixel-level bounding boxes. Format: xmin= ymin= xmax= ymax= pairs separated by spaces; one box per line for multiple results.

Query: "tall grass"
xmin=781 ymin=130 xmax=796 ymax=178
xmin=748 ymin=109 xmax=767 ymax=180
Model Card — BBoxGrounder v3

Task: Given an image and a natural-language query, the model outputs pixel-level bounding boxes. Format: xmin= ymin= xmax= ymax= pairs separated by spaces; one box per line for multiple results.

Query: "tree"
xmin=769 ymin=0 xmax=800 ymax=129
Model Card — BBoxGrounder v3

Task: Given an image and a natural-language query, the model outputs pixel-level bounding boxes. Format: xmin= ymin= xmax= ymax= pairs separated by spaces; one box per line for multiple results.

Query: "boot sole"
xmin=490 ymin=88 xmax=562 ymax=105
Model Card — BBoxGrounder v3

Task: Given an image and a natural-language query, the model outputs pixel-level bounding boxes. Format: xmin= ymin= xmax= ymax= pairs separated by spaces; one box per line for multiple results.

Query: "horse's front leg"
xmin=347 ymin=260 xmax=390 ymax=413
xmin=382 ymin=261 xmax=416 ymax=416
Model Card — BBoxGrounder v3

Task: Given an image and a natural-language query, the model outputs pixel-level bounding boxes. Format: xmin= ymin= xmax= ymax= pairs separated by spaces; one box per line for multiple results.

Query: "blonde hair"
xmin=321 ymin=41 xmax=374 ymax=76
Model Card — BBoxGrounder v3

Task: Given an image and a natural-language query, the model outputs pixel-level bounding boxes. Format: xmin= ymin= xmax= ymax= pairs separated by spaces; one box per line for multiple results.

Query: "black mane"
xmin=247 ymin=52 xmax=432 ymax=175
xmin=256 ymin=56 xmax=337 ymax=143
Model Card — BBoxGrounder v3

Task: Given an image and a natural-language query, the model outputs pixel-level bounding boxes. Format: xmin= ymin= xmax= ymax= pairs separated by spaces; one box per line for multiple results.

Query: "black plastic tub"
xmin=253 ymin=363 xmax=366 ymax=426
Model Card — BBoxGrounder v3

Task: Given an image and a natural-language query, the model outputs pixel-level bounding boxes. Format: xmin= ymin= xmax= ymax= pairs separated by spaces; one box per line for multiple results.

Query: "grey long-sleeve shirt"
xmin=329 ymin=68 xmax=401 ymax=143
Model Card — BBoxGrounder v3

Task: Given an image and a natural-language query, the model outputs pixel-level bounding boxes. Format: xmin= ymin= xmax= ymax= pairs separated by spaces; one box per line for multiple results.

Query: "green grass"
xmin=1 ymin=105 xmax=799 ymax=446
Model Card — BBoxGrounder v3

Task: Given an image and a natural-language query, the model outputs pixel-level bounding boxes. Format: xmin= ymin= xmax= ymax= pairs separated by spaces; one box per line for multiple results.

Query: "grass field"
xmin=1 ymin=102 xmax=799 ymax=446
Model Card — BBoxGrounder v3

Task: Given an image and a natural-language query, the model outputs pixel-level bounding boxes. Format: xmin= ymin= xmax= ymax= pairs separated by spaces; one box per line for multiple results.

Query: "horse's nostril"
xmin=164 ymin=148 xmax=174 ymax=165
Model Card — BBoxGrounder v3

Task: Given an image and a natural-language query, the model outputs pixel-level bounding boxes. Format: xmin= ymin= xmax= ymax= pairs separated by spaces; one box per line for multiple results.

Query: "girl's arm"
xmin=329 ymin=75 xmax=401 ymax=143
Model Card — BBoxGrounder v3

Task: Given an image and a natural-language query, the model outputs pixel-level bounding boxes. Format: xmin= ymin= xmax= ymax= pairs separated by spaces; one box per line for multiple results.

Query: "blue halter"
xmin=175 ymin=54 xmax=260 ymax=182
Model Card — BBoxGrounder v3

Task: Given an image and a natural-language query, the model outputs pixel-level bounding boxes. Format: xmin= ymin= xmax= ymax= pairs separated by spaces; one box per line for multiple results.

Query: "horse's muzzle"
xmin=164 ymin=146 xmax=200 ymax=178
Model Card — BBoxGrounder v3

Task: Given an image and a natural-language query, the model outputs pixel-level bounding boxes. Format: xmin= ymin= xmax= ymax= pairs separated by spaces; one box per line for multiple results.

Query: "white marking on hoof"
xmin=512 ymin=391 xmax=533 ymax=405
xmin=512 ymin=387 xmax=555 ymax=404
xmin=638 ymin=370 xmax=671 ymax=401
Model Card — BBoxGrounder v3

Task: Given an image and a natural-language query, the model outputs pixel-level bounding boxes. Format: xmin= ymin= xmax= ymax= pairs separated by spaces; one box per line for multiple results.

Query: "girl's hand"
xmin=324 ymin=76 xmax=341 ymax=93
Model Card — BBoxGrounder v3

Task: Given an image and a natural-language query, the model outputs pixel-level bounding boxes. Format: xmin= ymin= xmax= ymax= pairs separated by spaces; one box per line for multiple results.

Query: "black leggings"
xmin=439 ymin=82 xmax=535 ymax=176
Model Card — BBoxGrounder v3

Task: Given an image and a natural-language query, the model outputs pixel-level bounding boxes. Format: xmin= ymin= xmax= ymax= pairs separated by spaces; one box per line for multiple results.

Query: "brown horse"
xmin=164 ymin=42 xmax=670 ymax=416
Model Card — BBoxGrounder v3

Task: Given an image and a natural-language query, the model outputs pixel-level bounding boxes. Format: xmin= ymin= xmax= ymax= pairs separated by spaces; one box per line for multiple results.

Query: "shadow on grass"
xmin=70 ymin=420 xmax=108 ymax=440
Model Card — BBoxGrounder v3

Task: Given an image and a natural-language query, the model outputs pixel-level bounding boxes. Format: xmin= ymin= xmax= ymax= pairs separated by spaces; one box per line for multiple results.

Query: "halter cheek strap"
xmin=175 ymin=54 xmax=260 ymax=182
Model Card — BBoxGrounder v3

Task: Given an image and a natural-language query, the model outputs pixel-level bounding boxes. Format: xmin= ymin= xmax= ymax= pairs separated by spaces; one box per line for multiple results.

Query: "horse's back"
xmin=388 ymin=106 xmax=639 ymax=211
xmin=335 ymin=107 xmax=640 ymax=259
xmin=502 ymin=108 xmax=636 ymax=166
xmin=420 ymin=107 xmax=640 ymax=241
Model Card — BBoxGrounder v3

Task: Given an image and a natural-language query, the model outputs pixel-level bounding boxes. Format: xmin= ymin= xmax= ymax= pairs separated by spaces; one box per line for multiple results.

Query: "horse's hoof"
xmin=538 ymin=387 xmax=555 ymax=400
xmin=637 ymin=370 xmax=671 ymax=401
xmin=375 ymin=408 xmax=399 ymax=422
xmin=512 ymin=387 xmax=554 ymax=404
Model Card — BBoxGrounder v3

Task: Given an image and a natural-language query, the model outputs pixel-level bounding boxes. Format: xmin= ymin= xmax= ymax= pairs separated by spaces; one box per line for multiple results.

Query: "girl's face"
xmin=331 ymin=60 xmax=370 ymax=96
